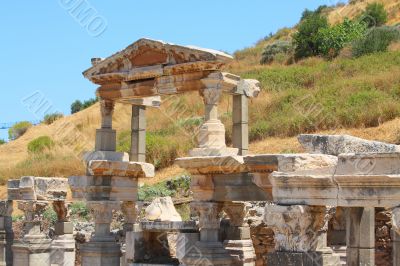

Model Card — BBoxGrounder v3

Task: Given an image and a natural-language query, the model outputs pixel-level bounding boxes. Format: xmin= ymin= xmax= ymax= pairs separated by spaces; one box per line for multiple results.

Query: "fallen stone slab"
xmin=88 ymin=160 xmax=155 ymax=178
xmin=145 ymin=197 xmax=182 ymax=222
xmin=298 ymin=134 xmax=400 ymax=155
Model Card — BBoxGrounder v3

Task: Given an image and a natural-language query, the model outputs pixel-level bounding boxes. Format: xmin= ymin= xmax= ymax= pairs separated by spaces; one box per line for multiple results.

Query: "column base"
xmin=181 ymin=241 xmax=234 ymax=266
xmin=51 ymin=234 xmax=75 ymax=266
xmin=189 ymin=147 xmax=238 ymax=157
xmin=12 ymin=238 xmax=52 ymax=266
xmin=80 ymin=241 xmax=121 ymax=266
xmin=224 ymin=239 xmax=256 ymax=266
xmin=346 ymin=247 xmax=375 ymax=266
xmin=267 ymin=250 xmax=341 ymax=266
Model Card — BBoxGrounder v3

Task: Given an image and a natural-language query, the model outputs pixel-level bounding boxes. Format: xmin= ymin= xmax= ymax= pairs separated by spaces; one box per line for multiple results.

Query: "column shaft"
xmin=130 ymin=105 xmax=146 ymax=162
xmin=232 ymin=94 xmax=248 ymax=156
xmin=346 ymin=207 xmax=375 ymax=266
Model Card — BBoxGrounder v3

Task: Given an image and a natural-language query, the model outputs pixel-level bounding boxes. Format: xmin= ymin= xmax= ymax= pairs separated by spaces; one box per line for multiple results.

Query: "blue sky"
xmin=0 ymin=0 xmax=342 ymax=140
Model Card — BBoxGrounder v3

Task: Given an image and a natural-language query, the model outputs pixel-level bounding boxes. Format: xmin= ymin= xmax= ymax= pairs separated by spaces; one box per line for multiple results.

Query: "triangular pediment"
xmin=83 ymin=38 xmax=232 ymax=83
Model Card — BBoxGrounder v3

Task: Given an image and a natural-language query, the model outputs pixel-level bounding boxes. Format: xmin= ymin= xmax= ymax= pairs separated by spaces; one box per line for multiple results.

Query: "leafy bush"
xmin=318 ymin=19 xmax=366 ymax=58
xmin=70 ymin=202 xmax=90 ymax=220
xmin=352 ymin=26 xmax=400 ymax=57
xmin=260 ymin=41 xmax=294 ymax=64
xmin=43 ymin=112 xmax=63 ymax=125
xmin=27 ymin=136 xmax=55 ymax=153
xmin=0 ymin=139 xmax=5 ymax=145
xmin=8 ymin=121 xmax=32 ymax=140
xmin=293 ymin=13 xmax=329 ymax=60
xmin=359 ymin=2 xmax=388 ymax=28
xmin=43 ymin=206 xmax=57 ymax=225
xmin=138 ymin=175 xmax=191 ymax=201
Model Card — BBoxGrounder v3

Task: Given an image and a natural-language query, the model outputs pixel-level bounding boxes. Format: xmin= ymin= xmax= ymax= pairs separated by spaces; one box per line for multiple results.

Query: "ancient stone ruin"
xmin=1 ymin=39 xmax=400 ymax=266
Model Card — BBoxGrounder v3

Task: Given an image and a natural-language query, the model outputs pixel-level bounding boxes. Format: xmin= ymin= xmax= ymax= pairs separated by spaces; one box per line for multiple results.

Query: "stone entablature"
xmin=82 ymin=39 xmax=261 ymax=103
xmin=270 ymin=152 xmax=400 ymax=207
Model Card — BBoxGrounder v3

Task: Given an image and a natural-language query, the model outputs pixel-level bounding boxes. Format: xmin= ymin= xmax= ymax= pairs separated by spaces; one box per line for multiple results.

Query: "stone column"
xmin=265 ymin=205 xmax=340 ymax=266
xmin=391 ymin=207 xmax=400 ymax=266
xmin=80 ymin=201 xmax=120 ymax=266
xmin=130 ymin=105 xmax=146 ymax=162
xmin=346 ymin=207 xmax=375 ymax=266
xmin=95 ymin=99 xmax=116 ymax=152
xmin=0 ymin=201 xmax=13 ymax=266
xmin=50 ymin=200 xmax=75 ymax=266
xmin=13 ymin=201 xmax=52 ymax=266
xmin=121 ymin=201 xmax=143 ymax=266
xmin=181 ymin=201 xmax=233 ymax=266
xmin=189 ymin=73 xmax=238 ymax=157
xmin=223 ymin=202 xmax=255 ymax=266
xmin=232 ymin=94 xmax=248 ymax=156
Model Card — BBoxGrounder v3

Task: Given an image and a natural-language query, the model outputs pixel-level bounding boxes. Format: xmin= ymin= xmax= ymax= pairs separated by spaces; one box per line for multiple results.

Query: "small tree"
xmin=8 ymin=121 xmax=32 ymax=140
xmin=71 ymin=100 xmax=83 ymax=114
xmin=352 ymin=26 xmax=400 ymax=57
xmin=318 ymin=18 xmax=367 ymax=58
xmin=0 ymin=139 xmax=5 ymax=145
xmin=360 ymin=2 xmax=388 ymax=28
xmin=293 ymin=13 xmax=329 ymax=60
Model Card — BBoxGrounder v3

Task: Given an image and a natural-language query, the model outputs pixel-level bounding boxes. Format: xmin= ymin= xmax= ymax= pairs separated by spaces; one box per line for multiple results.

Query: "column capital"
xmin=100 ymin=99 xmax=115 ymax=116
xmin=223 ymin=201 xmax=251 ymax=227
xmin=17 ymin=201 xmax=48 ymax=221
xmin=121 ymin=201 xmax=142 ymax=224
xmin=87 ymin=201 xmax=119 ymax=224
xmin=265 ymin=205 xmax=328 ymax=252
xmin=52 ymin=200 xmax=69 ymax=222
xmin=191 ymin=201 xmax=222 ymax=230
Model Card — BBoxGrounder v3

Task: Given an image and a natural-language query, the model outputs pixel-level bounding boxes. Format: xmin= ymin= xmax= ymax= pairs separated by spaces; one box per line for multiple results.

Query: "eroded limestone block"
xmin=88 ymin=160 xmax=154 ymax=178
xmin=276 ymin=154 xmax=338 ymax=174
xmin=175 ymin=155 xmax=245 ymax=175
xmin=264 ymin=205 xmax=328 ymax=252
xmin=145 ymin=197 xmax=182 ymax=222
xmin=269 ymin=172 xmax=338 ymax=206
xmin=298 ymin=134 xmax=400 ymax=155
xmin=7 ymin=177 xmax=68 ymax=201
xmin=82 ymin=151 xmax=129 ymax=162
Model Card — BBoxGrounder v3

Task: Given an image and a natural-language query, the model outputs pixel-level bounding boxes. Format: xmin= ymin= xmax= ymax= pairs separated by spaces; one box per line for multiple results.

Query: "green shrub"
xmin=27 ymin=136 xmax=55 ymax=153
xmin=318 ymin=18 xmax=366 ymax=58
xmin=12 ymin=214 xmax=23 ymax=222
xmin=8 ymin=121 xmax=32 ymax=140
xmin=359 ymin=2 xmax=388 ymax=28
xmin=352 ymin=26 xmax=400 ymax=57
xmin=260 ymin=41 xmax=293 ymax=64
xmin=43 ymin=206 xmax=57 ymax=225
xmin=43 ymin=112 xmax=63 ymax=125
xmin=138 ymin=175 xmax=191 ymax=201
xmin=0 ymin=139 xmax=5 ymax=145
xmin=70 ymin=202 xmax=90 ymax=220
xmin=293 ymin=13 xmax=329 ymax=60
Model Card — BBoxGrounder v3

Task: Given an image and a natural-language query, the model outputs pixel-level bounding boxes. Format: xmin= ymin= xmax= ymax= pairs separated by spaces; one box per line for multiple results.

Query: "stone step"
xmin=332 ymin=245 xmax=347 ymax=265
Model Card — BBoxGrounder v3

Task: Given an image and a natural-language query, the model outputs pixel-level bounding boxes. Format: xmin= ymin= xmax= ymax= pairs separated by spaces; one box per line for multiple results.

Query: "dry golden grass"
xmin=328 ymin=0 xmax=400 ymax=26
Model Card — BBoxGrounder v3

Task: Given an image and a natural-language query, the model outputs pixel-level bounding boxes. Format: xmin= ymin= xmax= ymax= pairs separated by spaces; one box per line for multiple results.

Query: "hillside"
xmin=1 ymin=0 xmax=400 ymax=184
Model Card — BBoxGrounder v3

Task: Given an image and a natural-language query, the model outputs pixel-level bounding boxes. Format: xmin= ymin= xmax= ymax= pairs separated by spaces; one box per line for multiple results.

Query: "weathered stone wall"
xmin=375 ymin=208 xmax=392 ymax=266
xmin=248 ymin=202 xmax=274 ymax=266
